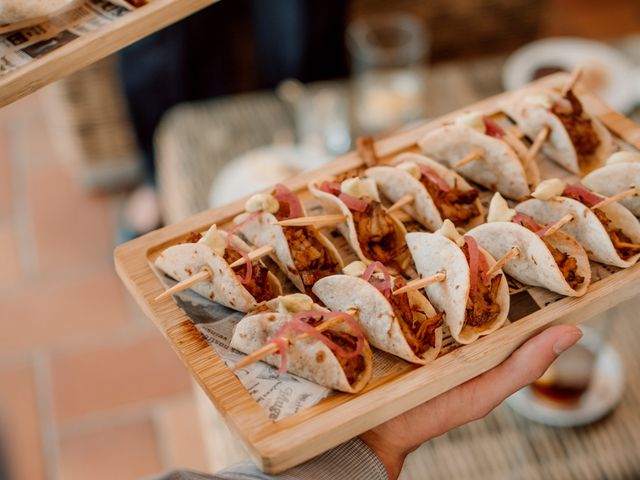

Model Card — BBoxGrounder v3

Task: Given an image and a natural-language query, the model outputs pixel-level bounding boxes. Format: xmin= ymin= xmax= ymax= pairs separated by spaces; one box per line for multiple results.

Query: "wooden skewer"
xmin=155 ymin=269 xmax=211 ymax=302
xmin=454 ymin=150 xmax=483 ymax=169
xmin=525 ymin=125 xmax=550 ymax=165
xmin=357 ymin=135 xmax=379 ymax=167
xmin=232 ymin=312 xmax=355 ymax=371
xmin=228 ymin=245 xmax=275 ymax=268
xmin=508 ymin=125 xmax=524 ymax=138
xmin=542 ymin=213 xmax=574 ymax=237
xmin=392 ymin=271 xmax=447 ymax=296
xmin=616 ymin=241 xmax=640 ymax=250
xmin=562 ymin=66 xmax=584 ymax=95
xmin=485 ymin=247 xmax=520 ymax=279
xmin=276 ymin=214 xmax=346 ymax=228
xmin=504 ymin=130 xmax=530 ymax=162
xmin=590 ymin=187 xmax=639 ymax=211
xmin=387 ymin=194 xmax=415 ymax=213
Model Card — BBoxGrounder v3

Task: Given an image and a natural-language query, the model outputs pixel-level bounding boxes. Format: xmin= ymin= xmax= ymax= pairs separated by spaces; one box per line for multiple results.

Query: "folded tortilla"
xmin=308 ymin=179 xmax=409 ymax=269
xmin=467 ymin=222 xmax=590 ymax=296
xmin=154 ymin=232 xmax=282 ymax=312
xmin=582 ymin=163 xmax=640 ymax=216
xmin=234 ymin=211 xmax=343 ymax=293
xmin=406 ymin=232 xmax=510 ymax=344
xmin=230 ymin=310 xmax=373 ymax=393
xmin=312 ymin=275 xmax=443 ymax=364
xmin=504 ymin=88 xmax=613 ymax=174
xmin=516 ymin=197 xmax=640 ymax=268
xmin=365 ymin=153 xmax=485 ymax=231
xmin=418 ymin=124 xmax=531 ymax=200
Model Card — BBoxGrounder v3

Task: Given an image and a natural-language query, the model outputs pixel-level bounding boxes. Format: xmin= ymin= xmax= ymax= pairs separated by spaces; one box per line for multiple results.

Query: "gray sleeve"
xmin=157 ymin=438 xmax=388 ymax=480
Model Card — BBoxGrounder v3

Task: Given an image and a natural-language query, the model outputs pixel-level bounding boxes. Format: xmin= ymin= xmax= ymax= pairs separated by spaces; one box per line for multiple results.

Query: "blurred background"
xmin=2 ymin=0 xmax=640 ymax=479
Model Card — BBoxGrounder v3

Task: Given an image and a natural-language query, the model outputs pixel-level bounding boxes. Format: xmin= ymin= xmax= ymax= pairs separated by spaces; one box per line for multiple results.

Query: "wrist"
xmin=359 ymin=431 xmax=407 ymax=480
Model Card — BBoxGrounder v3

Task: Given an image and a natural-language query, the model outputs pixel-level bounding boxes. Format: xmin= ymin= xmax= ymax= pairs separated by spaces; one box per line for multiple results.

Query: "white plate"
xmin=506 ymin=328 xmax=625 ymax=427
xmin=503 ymin=37 xmax=640 ymax=113
xmin=208 ymin=144 xmax=331 ymax=208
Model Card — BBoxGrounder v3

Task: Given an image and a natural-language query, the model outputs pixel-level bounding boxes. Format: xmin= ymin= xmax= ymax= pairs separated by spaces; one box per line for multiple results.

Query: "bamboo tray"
xmin=0 ymin=0 xmax=218 ymax=108
xmin=115 ymin=74 xmax=640 ymax=473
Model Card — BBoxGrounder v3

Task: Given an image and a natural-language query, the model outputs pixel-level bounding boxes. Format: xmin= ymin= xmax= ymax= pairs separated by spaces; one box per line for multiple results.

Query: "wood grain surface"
xmin=115 ymin=73 xmax=640 ymax=473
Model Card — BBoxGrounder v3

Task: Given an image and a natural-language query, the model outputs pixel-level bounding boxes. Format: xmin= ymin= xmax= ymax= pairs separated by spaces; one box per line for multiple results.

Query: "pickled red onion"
xmin=317 ymin=181 xmax=341 ymax=195
xmin=562 ymin=184 xmax=603 ymax=207
xmin=227 ymin=245 xmax=253 ymax=285
xmin=226 ymin=211 xmax=261 ymax=241
xmin=339 ymin=193 xmax=369 ymax=213
xmin=361 ymin=261 xmax=392 ymax=297
xmin=418 ymin=164 xmax=451 ymax=192
xmin=464 ymin=235 xmax=490 ymax=292
xmin=291 ymin=311 xmax=365 ymax=359
xmin=512 ymin=212 xmax=544 ymax=233
xmin=273 ymin=184 xmax=303 ymax=219
xmin=483 ymin=116 xmax=505 ymax=138
xmin=512 ymin=212 xmax=563 ymax=237
xmin=225 ymin=212 xmax=261 ymax=285
xmin=267 ymin=311 xmax=365 ymax=373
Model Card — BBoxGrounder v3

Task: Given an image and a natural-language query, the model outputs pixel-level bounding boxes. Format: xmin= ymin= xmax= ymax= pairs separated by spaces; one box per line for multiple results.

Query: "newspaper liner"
xmin=0 ymin=0 xmax=136 ymax=77
xmin=151 ymin=115 xmax=630 ymax=422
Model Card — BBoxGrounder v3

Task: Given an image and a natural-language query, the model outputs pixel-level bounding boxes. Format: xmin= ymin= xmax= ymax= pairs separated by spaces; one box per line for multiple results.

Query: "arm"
xmin=158 ymin=325 xmax=581 ymax=480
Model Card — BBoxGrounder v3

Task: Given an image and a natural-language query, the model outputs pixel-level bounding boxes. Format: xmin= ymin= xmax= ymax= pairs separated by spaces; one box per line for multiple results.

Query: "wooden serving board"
xmin=114 ymin=73 xmax=640 ymax=474
xmin=0 ymin=0 xmax=218 ymax=108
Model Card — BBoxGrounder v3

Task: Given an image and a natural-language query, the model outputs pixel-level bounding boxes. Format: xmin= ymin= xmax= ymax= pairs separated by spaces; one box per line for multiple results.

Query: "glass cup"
xmin=346 ymin=13 xmax=429 ymax=134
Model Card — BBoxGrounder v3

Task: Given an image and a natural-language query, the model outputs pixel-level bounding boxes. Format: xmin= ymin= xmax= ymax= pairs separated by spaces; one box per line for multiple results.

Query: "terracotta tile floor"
xmin=0 ymin=90 xmax=209 ymax=480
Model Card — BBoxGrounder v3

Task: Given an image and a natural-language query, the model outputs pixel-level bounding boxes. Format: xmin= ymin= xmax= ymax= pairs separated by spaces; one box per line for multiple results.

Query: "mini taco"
xmin=365 ymin=153 xmax=485 ymax=231
xmin=309 ymin=177 xmax=409 ymax=269
xmin=231 ymin=295 xmax=372 ymax=393
xmin=406 ymin=222 xmax=510 ymax=344
xmin=418 ymin=111 xmax=537 ymax=200
xmin=233 ymin=184 xmax=343 ymax=294
xmin=582 ymin=152 xmax=640 ymax=216
xmin=467 ymin=193 xmax=590 ymax=296
xmin=516 ymin=179 xmax=640 ymax=268
xmin=155 ymin=225 xmax=282 ymax=312
xmin=505 ymin=88 xmax=614 ymax=174
xmin=312 ymin=261 xmax=444 ymax=364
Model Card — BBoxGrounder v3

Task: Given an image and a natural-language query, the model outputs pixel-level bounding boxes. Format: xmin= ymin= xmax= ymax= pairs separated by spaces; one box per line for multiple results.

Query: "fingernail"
xmin=553 ymin=331 xmax=583 ymax=355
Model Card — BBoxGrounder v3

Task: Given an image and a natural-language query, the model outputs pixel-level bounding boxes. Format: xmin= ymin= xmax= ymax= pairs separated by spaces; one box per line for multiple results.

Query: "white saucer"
xmin=505 ymin=329 xmax=625 ymax=427
xmin=503 ymin=37 xmax=640 ymax=113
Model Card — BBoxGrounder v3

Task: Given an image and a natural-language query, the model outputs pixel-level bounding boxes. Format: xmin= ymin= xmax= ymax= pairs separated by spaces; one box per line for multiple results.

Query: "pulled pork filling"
xmin=545 ymin=241 xmax=584 ymax=289
xmin=593 ymin=209 xmax=640 ymax=260
xmin=184 ymin=231 xmax=203 ymax=243
xmin=388 ymin=278 xmax=444 ymax=355
xmin=515 ymin=222 xmax=584 ymax=288
xmin=461 ymin=245 xmax=502 ymax=328
xmin=223 ymin=248 xmax=275 ymax=302
xmin=420 ymin=176 xmax=480 ymax=226
xmin=351 ymin=201 xmax=407 ymax=263
xmin=307 ymin=316 xmax=365 ymax=385
xmin=322 ymin=330 xmax=365 ymax=385
xmin=552 ymin=90 xmax=600 ymax=166
xmin=283 ymin=226 xmax=339 ymax=289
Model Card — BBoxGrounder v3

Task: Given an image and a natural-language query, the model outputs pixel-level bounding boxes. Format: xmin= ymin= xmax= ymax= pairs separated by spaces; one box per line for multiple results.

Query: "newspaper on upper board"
xmin=0 ymin=0 xmax=140 ymax=75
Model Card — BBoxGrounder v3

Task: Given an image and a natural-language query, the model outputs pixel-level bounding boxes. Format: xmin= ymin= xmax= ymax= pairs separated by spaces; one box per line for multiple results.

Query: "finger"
xmin=362 ymin=325 xmax=584 ymax=459
xmin=439 ymin=324 xmax=583 ymax=427
xmin=472 ymin=324 xmax=583 ymax=405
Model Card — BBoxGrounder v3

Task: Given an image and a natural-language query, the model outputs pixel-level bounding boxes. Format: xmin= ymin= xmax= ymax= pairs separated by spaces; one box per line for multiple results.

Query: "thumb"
xmin=467 ymin=324 xmax=583 ymax=415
